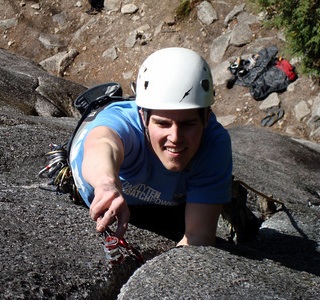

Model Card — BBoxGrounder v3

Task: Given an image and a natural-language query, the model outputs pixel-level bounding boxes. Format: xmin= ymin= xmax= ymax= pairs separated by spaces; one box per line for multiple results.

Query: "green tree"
xmin=252 ymin=0 xmax=320 ymax=78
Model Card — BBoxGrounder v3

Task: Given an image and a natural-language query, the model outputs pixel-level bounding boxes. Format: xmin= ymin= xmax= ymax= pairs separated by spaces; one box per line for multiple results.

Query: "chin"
xmin=163 ymin=161 xmax=186 ymax=172
xmin=166 ymin=167 xmax=183 ymax=172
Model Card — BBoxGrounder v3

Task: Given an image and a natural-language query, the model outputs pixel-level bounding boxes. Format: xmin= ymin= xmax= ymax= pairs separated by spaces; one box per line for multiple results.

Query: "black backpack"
xmin=38 ymin=82 xmax=134 ymax=203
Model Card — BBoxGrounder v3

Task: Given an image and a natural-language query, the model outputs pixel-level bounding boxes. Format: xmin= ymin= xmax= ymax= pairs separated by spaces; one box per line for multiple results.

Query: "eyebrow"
xmin=151 ymin=116 xmax=200 ymax=124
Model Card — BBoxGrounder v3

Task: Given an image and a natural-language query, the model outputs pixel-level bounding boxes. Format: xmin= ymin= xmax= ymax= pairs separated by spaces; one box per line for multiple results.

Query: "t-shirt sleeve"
xmin=85 ymin=102 xmax=143 ymax=159
xmin=186 ymin=125 xmax=232 ymax=204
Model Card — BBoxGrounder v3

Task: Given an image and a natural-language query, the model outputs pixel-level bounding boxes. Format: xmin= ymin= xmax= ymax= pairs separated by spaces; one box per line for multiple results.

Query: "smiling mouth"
xmin=166 ymin=147 xmax=185 ymax=153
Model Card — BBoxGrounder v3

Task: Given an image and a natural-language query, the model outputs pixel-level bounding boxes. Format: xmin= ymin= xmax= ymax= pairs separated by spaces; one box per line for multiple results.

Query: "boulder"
xmin=0 ymin=49 xmax=85 ymax=117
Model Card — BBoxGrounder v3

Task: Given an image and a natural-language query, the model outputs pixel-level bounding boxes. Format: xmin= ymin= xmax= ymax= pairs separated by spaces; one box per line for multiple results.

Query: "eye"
xmin=181 ymin=120 xmax=199 ymax=127
xmin=155 ymin=120 xmax=170 ymax=127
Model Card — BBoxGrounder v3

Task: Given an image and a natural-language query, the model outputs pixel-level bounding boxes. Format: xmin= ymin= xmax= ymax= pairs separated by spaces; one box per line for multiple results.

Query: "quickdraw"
xmin=37 ymin=143 xmax=82 ymax=204
xmin=102 ymin=227 xmax=145 ymax=265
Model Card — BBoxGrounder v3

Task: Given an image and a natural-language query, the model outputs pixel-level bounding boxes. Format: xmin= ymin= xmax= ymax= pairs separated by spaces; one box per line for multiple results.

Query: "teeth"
xmin=166 ymin=147 xmax=183 ymax=153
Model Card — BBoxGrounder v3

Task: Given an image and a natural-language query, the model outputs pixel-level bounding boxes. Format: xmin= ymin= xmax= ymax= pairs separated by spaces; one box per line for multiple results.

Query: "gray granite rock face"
xmin=1 ymin=50 xmax=319 ymax=299
xmin=0 ymin=49 xmax=85 ymax=117
xmin=118 ymin=246 xmax=320 ymax=299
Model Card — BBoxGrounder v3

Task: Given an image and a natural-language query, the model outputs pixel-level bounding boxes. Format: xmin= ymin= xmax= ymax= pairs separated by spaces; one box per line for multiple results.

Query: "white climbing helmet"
xmin=135 ymin=47 xmax=214 ymax=110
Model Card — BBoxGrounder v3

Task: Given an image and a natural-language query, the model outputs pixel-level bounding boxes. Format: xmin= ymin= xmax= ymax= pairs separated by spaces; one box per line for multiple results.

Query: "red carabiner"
xmin=102 ymin=228 xmax=145 ymax=265
xmin=103 ymin=235 xmax=124 ymax=264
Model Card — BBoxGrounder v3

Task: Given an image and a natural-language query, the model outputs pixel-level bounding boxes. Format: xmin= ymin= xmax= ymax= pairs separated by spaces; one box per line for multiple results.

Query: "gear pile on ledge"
xmin=226 ymin=46 xmax=297 ymax=101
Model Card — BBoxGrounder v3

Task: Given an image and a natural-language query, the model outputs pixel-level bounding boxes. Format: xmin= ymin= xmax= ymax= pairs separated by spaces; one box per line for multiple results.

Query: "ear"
xmin=139 ymin=109 xmax=147 ymax=127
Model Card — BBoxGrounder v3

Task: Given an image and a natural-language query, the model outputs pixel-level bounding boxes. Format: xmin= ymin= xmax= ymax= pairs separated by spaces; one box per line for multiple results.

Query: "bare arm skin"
xmin=177 ymin=203 xmax=223 ymax=246
xmin=82 ymin=126 xmax=130 ymax=238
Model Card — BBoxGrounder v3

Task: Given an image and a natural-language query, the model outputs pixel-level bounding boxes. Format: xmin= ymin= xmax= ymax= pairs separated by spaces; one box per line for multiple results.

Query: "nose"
xmin=168 ymin=123 xmax=181 ymax=143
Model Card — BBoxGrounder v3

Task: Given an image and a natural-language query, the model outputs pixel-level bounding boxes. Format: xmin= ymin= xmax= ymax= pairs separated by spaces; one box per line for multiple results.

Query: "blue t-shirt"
xmin=69 ymin=101 xmax=232 ymax=207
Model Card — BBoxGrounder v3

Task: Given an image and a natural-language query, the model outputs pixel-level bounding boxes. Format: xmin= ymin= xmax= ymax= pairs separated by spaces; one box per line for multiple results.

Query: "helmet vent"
xmin=201 ymin=79 xmax=209 ymax=92
xmin=144 ymin=81 xmax=149 ymax=90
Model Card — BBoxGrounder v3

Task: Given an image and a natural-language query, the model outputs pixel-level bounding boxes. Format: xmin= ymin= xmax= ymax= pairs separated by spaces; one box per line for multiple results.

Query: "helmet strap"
xmin=199 ymin=107 xmax=212 ymax=126
xmin=139 ymin=108 xmax=151 ymax=141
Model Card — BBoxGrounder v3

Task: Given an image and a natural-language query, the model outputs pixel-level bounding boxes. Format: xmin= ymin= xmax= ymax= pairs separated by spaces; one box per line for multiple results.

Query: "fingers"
xmin=96 ymin=209 xmax=116 ymax=232
xmin=90 ymin=188 xmax=120 ymax=221
xmin=95 ymin=199 xmax=130 ymax=238
xmin=89 ymin=185 xmax=130 ymax=238
xmin=114 ymin=206 xmax=130 ymax=238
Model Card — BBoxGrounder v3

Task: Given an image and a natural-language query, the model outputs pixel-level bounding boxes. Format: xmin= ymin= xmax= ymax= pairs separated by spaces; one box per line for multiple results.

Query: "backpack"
xmin=66 ymin=82 xmax=131 ymax=155
xmin=226 ymin=46 xmax=297 ymax=100
xmin=38 ymin=82 xmax=134 ymax=204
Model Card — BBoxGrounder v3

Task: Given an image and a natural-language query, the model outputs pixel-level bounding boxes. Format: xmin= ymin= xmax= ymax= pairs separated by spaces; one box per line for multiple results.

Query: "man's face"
xmin=141 ymin=109 xmax=206 ymax=172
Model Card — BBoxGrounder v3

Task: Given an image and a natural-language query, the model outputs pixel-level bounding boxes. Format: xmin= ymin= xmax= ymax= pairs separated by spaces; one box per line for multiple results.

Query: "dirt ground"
xmin=0 ymin=1 xmax=246 ymax=84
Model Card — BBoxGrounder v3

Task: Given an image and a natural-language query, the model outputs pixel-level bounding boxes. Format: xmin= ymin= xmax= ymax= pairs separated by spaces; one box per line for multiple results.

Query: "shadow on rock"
xmin=128 ymin=204 xmax=185 ymax=243
xmin=216 ymin=205 xmax=320 ymax=277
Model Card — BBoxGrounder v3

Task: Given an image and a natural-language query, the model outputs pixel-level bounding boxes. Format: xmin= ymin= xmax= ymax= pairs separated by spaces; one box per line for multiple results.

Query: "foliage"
xmin=250 ymin=0 xmax=320 ymax=78
xmin=175 ymin=0 xmax=201 ymax=20
xmin=175 ymin=0 xmax=192 ymax=19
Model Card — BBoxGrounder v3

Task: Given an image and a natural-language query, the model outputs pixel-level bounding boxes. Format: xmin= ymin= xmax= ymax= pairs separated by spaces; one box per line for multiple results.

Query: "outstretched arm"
xmin=177 ymin=203 xmax=222 ymax=246
xmin=82 ymin=126 xmax=130 ymax=238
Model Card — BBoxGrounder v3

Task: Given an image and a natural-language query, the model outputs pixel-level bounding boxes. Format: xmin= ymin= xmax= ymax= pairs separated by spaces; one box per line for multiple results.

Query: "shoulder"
xmin=90 ymin=100 xmax=141 ymax=127
xmin=106 ymin=100 xmax=138 ymax=113
xmin=191 ymin=113 xmax=232 ymax=168
xmin=204 ymin=113 xmax=231 ymax=146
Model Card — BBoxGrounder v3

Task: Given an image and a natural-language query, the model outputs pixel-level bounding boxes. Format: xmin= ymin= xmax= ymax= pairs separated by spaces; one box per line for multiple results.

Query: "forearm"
xmin=81 ymin=126 xmax=129 ymax=237
xmin=177 ymin=203 xmax=222 ymax=246
xmin=178 ymin=230 xmax=215 ymax=247
xmin=82 ymin=126 xmax=124 ymax=189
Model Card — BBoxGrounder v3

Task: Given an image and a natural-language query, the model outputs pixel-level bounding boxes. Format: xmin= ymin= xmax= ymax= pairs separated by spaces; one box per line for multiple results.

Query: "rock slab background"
xmin=0 ymin=0 xmax=320 ymax=299
xmin=1 ymin=60 xmax=319 ymax=297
